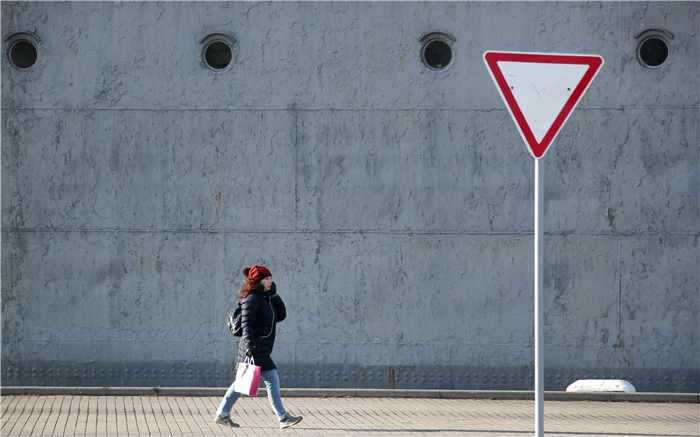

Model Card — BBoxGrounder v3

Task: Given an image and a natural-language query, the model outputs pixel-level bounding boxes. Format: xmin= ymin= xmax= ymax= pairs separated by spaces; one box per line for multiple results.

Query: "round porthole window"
xmin=204 ymin=41 xmax=232 ymax=70
xmin=638 ymin=37 xmax=668 ymax=68
xmin=9 ymin=40 xmax=37 ymax=69
xmin=635 ymin=29 xmax=673 ymax=69
xmin=424 ymin=40 xmax=452 ymax=70
xmin=420 ymin=31 xmax=456 ymax=72
xmin=200 ymin=33 xmax=236 ymax=72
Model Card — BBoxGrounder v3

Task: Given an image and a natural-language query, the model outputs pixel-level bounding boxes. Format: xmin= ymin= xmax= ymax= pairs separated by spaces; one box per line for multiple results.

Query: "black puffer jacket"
xmin=238 ymin=283 xmax=287 ymax=371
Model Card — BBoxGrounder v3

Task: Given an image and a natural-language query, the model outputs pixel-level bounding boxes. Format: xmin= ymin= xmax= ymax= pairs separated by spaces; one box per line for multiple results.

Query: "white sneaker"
xmin=214 ymin=414 xmax=240 ymax=428
xmin=279 ymin=413 xmax=302 ymax=429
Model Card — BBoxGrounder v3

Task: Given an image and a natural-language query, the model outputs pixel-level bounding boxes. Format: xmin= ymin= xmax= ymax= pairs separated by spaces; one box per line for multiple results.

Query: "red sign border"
xmin=483 ymin=51 xmax=604 ymax=159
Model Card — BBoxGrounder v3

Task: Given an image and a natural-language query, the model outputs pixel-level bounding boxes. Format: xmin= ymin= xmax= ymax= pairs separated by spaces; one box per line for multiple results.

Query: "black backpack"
xmin=227 ymin=302 xmax=242 ymax=337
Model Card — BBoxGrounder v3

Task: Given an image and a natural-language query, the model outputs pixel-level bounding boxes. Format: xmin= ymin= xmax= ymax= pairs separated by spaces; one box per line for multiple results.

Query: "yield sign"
xmin=483 ymin=51 xmax=604 ymax=159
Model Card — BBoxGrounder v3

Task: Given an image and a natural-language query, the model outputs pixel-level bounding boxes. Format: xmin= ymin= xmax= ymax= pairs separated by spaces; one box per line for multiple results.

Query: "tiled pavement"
xmin=1 ymin=394 xmax=698 ymax=437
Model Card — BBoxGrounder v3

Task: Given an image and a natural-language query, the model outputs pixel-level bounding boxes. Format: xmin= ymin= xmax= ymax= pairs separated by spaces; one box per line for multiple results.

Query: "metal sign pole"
xmin=483 ymin=50 xmax=603 ymax=437
xmin=534 ymin=158 xmax=544 ymax=437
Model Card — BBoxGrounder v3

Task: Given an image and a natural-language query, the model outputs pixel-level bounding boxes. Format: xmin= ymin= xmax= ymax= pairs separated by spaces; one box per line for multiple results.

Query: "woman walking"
xmin=214 ymin=265 xmax=302 ymax=429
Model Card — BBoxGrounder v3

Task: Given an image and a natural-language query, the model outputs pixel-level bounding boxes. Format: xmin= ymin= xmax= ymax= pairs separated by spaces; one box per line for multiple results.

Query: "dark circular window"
xmin=9 ymin=39 xmax=37 ymax=70
xmin=423 ymin=39 xmax=453 ymax=70
xmin=204 ymin=41 xmax=232 ymax=70
xmin=638 ymin=37 xmax=669 ymax=68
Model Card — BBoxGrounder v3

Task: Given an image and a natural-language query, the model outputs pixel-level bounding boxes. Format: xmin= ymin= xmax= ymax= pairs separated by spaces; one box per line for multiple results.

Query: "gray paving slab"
xmin=1 ymin=394 xmax=698 ymax=437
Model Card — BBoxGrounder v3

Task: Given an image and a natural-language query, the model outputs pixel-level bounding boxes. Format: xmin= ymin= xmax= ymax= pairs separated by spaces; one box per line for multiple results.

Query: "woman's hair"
xmin=238 ymin=277 xmax=259 ymax=300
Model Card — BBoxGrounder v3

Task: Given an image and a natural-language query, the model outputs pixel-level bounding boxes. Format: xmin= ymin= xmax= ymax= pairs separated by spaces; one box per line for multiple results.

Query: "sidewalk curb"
xmin=1 ymin=386 xmax=697 ymax=403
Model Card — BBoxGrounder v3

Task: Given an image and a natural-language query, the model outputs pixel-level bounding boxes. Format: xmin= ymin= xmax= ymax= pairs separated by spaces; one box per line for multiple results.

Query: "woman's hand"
xmin=269 ymin=282 xmax=277 ymax=296
xmin=245 ymin=346 xmax=257 ymax=358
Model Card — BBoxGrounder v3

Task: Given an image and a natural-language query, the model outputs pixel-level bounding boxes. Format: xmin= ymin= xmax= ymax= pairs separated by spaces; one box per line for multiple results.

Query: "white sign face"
xmin=483 ymin=51 xmax=604 ymax=159
xmin=497 ymin=61 xmax=589 ymax=143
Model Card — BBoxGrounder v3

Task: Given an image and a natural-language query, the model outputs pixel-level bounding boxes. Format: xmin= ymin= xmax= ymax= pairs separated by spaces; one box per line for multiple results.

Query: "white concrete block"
xmin=566 ymin=379 xmax=636 ymax=393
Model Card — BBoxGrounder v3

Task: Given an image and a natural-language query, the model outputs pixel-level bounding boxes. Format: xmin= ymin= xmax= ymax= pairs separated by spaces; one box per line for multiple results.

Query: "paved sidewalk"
xmin=2 ymin=394 xmax=698 ymax=437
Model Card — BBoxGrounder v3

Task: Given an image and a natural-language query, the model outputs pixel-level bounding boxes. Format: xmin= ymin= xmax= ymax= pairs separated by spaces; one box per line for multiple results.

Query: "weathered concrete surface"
xmin=2 ymin=2 xmax=698 ymax=392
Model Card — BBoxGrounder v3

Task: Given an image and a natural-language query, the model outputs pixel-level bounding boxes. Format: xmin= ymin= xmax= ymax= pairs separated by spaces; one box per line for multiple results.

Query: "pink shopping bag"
xmin=233 ymin=357 xmax=261 ymax=396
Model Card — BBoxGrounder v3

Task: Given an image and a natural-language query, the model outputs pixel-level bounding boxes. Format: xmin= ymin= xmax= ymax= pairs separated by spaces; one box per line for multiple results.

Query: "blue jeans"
xmin=217 ymin=368 xmax=287 ymax=420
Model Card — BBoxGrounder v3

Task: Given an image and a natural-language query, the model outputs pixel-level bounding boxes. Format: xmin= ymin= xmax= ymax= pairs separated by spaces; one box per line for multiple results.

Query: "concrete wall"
xmin=2 ymin=1 xmax=698 ymax=392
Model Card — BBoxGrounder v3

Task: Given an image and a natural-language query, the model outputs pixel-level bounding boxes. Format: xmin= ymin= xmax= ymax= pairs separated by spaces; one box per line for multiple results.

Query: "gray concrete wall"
xmin=2 ymin=1 xmax=698 ymax=392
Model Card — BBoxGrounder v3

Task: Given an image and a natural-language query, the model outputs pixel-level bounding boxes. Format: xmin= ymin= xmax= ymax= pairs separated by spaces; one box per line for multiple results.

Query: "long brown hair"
xmin=238 ymin=277 xmax=259 ymax=300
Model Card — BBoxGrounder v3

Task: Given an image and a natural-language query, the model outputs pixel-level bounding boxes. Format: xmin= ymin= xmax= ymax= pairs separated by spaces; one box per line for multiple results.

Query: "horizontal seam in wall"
xmin=1 ymin=107 xmax=698 ymax=112
xmin=2 ymin=229 xmax=699 ymax=237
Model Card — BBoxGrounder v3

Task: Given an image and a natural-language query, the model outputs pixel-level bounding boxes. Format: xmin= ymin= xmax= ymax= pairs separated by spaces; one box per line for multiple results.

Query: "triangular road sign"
xmin=483 ymin=51 xmax=604 ymax=159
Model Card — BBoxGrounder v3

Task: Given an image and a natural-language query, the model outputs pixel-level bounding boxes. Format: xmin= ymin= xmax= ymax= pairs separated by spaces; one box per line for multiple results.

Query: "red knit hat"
xmin=244 ymin=265 xmax=271 ymax=282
